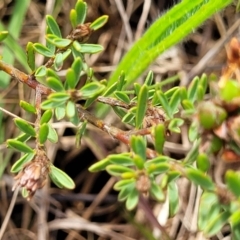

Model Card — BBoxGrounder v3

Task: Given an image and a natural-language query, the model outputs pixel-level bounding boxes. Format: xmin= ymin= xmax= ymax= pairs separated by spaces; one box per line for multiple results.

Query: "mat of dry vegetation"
xmin=0 ymin=0 xmax=239 ymax=239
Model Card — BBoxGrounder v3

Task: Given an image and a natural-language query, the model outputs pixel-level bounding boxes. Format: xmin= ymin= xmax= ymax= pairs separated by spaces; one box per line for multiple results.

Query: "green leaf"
xmin=164 ymin=87 xmax=179 ymax=99
xmin=20 ymin=100 xmax=36 ymax=114
xmin=114 ymin=179 xmax=136 ymax=191
xmin=0 ymin=31 xmax=8 ymax=41
xmin=38 ymin=123 xmax=49 ymax=144
xmin=89 ymin=158 xmax=111 ymax=172
xmin=48 ymin=92 xmax=70 ymax=102
xmin=108 ymin=154 xmax=134 ymax=166
xmin=46 ymin=34 xmax=71 ymax=48
xmin=134 ymin=83 xmax=141 ymax=96
xmin=168 ymin=181 xmax=179 ymax=216
xmin=133 ymin=155 xmax=145 ymax=170
xmin=204 ymin=211 xmax=230 ymax=237
xmin=102 ymin=81 xmax=118 ymax=96
xmin=41 ymin=99 xmax=65 ymax=110
xmin=33 ymin=43 xmax=54 ymax=57
xmin=47 ymin=77 xmax=64 ymax=92
xmin=167 ymin=171 xmax=180 ymax=183
xmin=47 ymin=68 xmax=60 ymax=79
xmin=65 ymin=68 xmax=76 ymax=89
xmin=70 ymin=9 xmax=77 ymax=28
xmin=46 ymin=15 xmax=61 ymax=37
xmin=117 ymin=71 xmax=126 ymax=91
xmin=126 ymin=188 xmax=139 ymax=210
xmin=225 ymin=170 xmax=240 ymax=198
xmin=112 ymin=106 xmax=127 ymax=119
xmin=80 ymin=82 xmax=105 ymax=98
xmin=40 ymin=109 xmax=53 ymax=124
xmin=55 ymin=106 xmax=66 ymax=120
xmin=54 ymin=52 xmax=63 ymax=71
xmin=150 ymin=181 xmax=164 ymax=201
xmin=21 ymin=187 xmax=28 ymax=198
xmin=198 ymin=192 xmax=220 ymax=231
xmin=15 ymin=133 xmax=31 ymax=142
xmin=169 ymin=88 xmax=181 ymax=115
xmin=66 ymin=100 xmax=76 ymax=118
xmin=230 ymin=209 xmax=240 ymax=228
xmin=232 ymin=223 xmax=240 ymax=240
xmin=75 ymin=0 xmax=87 ymax=24
xmin=199 ymin=73 xmax=208 ymax=94
xmin=153 ymin=124 xmax=165 ymax=154
xmin=118 ymin=183 xmax=135 ymax=201
xmin=46 ymin=27 xmax=56 ymax=53
xmin=26 ymin=42 xmax=35 ymax=71
xmin=130 ymin=136 xmax=146 ymax=160
xmin=71 ymin=57 xmax=82 ymax=86
xmin=122 ymin=112 xmax=135 ymax=125
xmin=186 ymin=168 xmax=215 ymax=191
xmin=7 ymin=139 xmax=34 ymax=153
xmin=147 ymin=162 xmax=169 ymax=175
xmin=197 ymin=85 xmax=205 ymax=101
xmin=184 ymin=139 xmax=200 ymax=164
xmin=219 ymin=79 xmax=240 ymax=102
xmin=144 ymin=156 xmax=170 ymax=169
xmin=188 ymin=120 xmax=199 ymax=142
xmin=114 ymin=91 xmax=130 ymax=104
xmin=144 ymin=71 xmax=154 ymax=86
xmin=75 ymin=121 xmax=87 ymax=148
xmin=168 ymin=118 xmax=184 ymax=133
xmin=80 ymin=44 xmax=104 ymax=54
xmin=49 ymin=165 xmax=75 ymax=189
xmin=187 ymin=76 xmax=199 ymax=103
xmin=106 ymin=165 xmax=135 ymax=177
xmin=47 ymin=124 xmax=58 ymax=143
xmin=35 ymin=66 xmax=47 ymax=85
xmin=135 ymin=85 xmax=148 ymax=128
xmin=69 ymin=109 xmax=80 ymax=126
xmin=14 ymin=118 xmax=36 ymax=136
xmin=62 ymin=49 xmax=72 ymax=61
xmin=181 ymin=99 xmax=194 ymax=110
xmin=90 ymin=15 xmax=109 ymax=30
xmin=197 ymin=153 xmax=210 ymax=172
xmin=11 ymin=153 xmax=35 ymax=173
xmin=157 ymin=90 xmax=172 ymax=118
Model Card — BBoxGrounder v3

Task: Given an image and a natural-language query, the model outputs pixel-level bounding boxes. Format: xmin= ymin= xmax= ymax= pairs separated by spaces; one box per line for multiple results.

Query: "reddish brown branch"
xmin=77 ymin=105 xmax=158 ymax=158
xmin=0 ymin=60 xmax=52 ymax=95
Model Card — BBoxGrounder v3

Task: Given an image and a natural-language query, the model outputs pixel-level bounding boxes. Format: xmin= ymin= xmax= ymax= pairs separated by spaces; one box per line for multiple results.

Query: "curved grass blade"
xmin=109 ymin=0 xmax=233 ymax=88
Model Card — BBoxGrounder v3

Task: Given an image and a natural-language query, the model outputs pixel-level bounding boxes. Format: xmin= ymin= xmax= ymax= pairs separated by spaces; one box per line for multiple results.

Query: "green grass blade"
xmin=109 ymin=0 xmax=233 ymax=87
xmin=0 ymin=0 xmax=31 ymax=88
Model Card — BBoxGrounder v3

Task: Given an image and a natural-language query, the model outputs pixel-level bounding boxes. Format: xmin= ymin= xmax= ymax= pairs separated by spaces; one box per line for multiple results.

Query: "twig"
xmin=77 ymin=104 xmax=158 ymax=158
xmin=113 ymin=0 xmax=133 ymax=44
xmin=0 ymin=187 xmax=19 ymax=239
xmin=0 ymin=60 xmax=53 ymax=95
xmin=138 ymin=194 xmax=171 ymax=240
xmin=185 ymin=18 xmax=240 ymax=84
xmin=135 ymin=0 xmax=151 ymax=40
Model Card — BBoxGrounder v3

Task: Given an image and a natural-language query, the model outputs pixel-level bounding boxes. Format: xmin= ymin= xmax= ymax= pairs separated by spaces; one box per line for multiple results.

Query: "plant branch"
xmin=77 ymin=104 xmax=158 ymax=158
xmin=138 ymin=195 xmax=171 ymax=240
xmin=0 ymin=60 xmax=52 ymax=95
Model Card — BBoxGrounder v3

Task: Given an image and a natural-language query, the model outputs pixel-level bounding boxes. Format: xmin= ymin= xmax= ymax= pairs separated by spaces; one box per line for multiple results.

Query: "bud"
xmin=67 ymin=23 xmax=93 ymax=42
xmin=198 ymin=102 xmax=227 ymax=130
xmin=136 ymin=174 xmax=151 ymax=196
xmin=12 ymin=149 xmax=50 ymax=200
xmin=143 ymin=106 xmax=165 ymax=128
